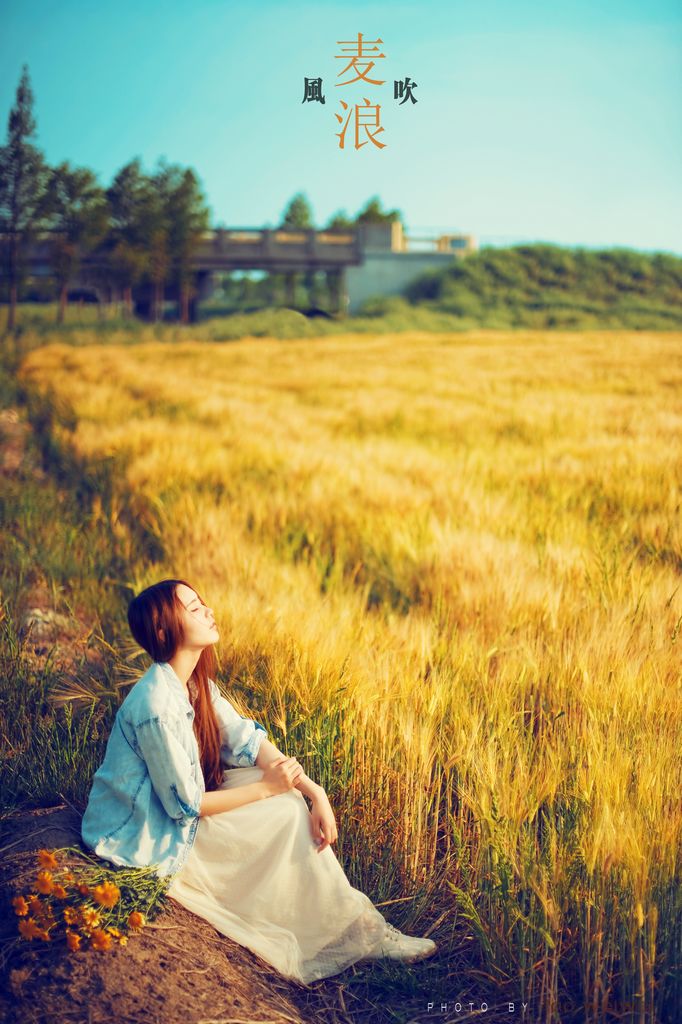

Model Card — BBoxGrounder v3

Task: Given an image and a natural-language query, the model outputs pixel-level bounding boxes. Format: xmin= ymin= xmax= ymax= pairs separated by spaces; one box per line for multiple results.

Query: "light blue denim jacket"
xmin=81 ymin=661 xmax=267 ymax=878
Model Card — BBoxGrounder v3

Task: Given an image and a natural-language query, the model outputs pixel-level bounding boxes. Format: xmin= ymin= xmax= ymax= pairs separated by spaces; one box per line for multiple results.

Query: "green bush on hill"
xmin=398 ymin=244 xmax=682 ymax=329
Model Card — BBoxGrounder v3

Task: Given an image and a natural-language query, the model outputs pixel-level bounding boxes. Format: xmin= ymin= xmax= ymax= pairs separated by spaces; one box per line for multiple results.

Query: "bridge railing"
xmin=1 ymin=227 xmax=364 ymax=272
xmin=194 ymin=228 xmax=363 ymax=268
xmin=200 ymin=228 xmax=357 ymax=243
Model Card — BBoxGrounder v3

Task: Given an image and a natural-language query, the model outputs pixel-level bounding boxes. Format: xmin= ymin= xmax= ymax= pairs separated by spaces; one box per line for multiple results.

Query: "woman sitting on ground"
xmin=81 ymin=577 xmax=437 ymax=984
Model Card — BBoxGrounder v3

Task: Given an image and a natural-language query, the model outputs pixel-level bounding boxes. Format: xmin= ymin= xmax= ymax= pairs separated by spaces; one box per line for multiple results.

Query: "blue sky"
xmin=2 ymin=0 xmax=681 ymax=252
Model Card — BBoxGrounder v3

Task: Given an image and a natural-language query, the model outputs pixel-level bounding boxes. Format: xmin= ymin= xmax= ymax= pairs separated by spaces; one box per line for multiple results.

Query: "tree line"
xmin=0 ymin=66 xmax=212 ymax=328
xmin=0 ymin=66 xmax=402 ymax=329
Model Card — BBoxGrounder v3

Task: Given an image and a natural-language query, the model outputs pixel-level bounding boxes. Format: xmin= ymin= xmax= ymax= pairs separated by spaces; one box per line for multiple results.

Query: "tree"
xmin=280 ymin=192 xmax=314 ymax=229
xmin=0 ymin=64 xmax=49 ymax=330
xmin=154 ymin=160 xmax=210 ymax=323
xmin=355 ymin=196 xmax=403 ymax=226
xmin=138 ymin=177 xmax=170 ymax=323
xmin=279 ymin=193 xmax=314 ymax=307
xmin=106 ymin=159 xmax=150 ymax=316
xmin=42 ymin=162 xmax=109 ymax=323
xmin=325 ymin=210 xmax=354 ymax=233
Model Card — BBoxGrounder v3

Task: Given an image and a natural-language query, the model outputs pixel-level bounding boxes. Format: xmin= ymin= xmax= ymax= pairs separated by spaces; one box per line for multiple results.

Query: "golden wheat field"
xmin=20 ymin=329 xmax=682 ymax=1019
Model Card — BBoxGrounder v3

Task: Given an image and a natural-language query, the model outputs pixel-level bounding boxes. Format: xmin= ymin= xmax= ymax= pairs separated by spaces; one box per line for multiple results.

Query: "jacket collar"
xmin=157 ymin=662 xmax=195 ymax=717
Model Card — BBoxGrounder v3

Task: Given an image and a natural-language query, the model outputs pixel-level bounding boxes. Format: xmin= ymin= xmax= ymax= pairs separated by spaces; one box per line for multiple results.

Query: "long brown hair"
xmin=127 ymin=578 xmax=223 ymax=791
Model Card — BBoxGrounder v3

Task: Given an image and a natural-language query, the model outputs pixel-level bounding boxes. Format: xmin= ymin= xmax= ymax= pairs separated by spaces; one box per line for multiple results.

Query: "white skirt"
xmin=166 ymin=766 xmax=389 ymax=984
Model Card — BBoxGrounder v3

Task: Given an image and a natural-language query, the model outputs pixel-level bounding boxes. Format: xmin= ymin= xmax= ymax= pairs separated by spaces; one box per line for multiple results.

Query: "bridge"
xmin=11 ymin=227 xmax=364 ymax=318
xmin=192 ymin=227 xmax=363 ymax=272
xmin=6 ymin=222 xmax=476 ymax=318
xmin=17 ymin=227 xmax=362 ymax=272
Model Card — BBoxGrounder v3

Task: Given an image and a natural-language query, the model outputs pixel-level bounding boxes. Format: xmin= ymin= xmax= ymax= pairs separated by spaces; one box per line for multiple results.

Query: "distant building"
xmin=347 ymin=222 xmax=476 ymax=313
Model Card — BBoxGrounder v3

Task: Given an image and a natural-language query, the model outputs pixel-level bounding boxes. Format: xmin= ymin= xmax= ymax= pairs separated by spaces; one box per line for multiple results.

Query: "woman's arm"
xmin=200 ymin=781 xmax=270 ymax=817
xmin=256 ymin=737 xmax=337 ymax=852
xmin=255 ymin=735 xmax=323 ymax=801
xmin=201 ymin=754 xmax=304 ymax=816
xmin=203 ymin=735 xmax=337 ymax=852
xmin=208 ymin=681 xmax=267 ymax=768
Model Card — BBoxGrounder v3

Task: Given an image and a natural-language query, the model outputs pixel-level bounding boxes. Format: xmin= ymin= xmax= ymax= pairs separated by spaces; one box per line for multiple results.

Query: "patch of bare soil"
xmin=0 ymin=407 xmax=41 ymax=478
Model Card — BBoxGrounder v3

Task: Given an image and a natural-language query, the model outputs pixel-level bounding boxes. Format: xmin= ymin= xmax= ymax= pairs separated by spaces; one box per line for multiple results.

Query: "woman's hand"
xmin=309 ymin=791 xmax=338 ymax=853
xmin=261 ymin=755 xmax=304 ymax=797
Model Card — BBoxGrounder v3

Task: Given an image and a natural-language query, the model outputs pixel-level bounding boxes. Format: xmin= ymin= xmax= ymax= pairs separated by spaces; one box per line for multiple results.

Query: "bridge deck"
xmin=10 ymin=228 xmax=363 ymax=274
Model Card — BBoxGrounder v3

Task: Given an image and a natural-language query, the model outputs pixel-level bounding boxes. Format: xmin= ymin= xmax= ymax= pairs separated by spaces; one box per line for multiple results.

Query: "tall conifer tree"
xmin=0 ymin=65 xmax=49 ymax=330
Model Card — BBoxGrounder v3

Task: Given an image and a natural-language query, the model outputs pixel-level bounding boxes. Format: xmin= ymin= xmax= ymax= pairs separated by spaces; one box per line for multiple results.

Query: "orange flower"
xmin=77 ymin=883 xmax=90 ymax=896
xmin=93 ymin=881 xmax=120 ymax=909
xmin=30 ymin=900 xmax=51 ymax=924
xmin=127 ymin=911 xmax=145 ymax=931
xmin=62 ymin=870 xmax=76 ymax=883
xmin=18 ymin=918 xmax=42 ymax=940
xmin=26 ymin=897 xmax=48 ymax=922
xmin=12 ymin=896 xmax=29 ymax=916
xmin=63 ymin=907 xmax=78 ymax=925
xmin=37 ymin=849 xmax=59 ymax=870
xmin=66 ymin=930 xmax=81 ymax=951
xmin=80 ymin=907 xmax=101 ymax=930
xmin=35 ymin=870 xmax=54 ymax=895
xmin=52 ymin=884 xmax=68 ymax=900
xmin=90 ymin=928 xmax=112 ymax=952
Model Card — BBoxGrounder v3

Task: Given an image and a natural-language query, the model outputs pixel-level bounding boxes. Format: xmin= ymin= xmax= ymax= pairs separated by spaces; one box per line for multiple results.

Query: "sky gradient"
xmin=2 ymin=0 xmax=681 ymax=253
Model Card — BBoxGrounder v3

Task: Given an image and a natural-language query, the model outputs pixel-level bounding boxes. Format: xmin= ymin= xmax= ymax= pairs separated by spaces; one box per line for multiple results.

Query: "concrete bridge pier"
xmin=325 ymin=267 xmax=348 ymax=317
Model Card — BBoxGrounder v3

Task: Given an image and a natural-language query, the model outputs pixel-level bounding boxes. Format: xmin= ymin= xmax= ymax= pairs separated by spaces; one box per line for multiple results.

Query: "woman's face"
xmin=175 ymin=583 xmax=219 ymax=650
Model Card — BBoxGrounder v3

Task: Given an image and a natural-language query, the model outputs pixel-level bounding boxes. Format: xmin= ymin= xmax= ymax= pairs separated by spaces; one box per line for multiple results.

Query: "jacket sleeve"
xmin=208 ymin=679 xmax=267 ymax=768
xmin=134 ymin=716 xmax=203 ymax=824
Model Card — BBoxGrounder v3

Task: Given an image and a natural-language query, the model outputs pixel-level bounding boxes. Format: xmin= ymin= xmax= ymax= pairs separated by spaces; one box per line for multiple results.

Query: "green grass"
xmin=0 ymin=357 xmax=149 ymax=817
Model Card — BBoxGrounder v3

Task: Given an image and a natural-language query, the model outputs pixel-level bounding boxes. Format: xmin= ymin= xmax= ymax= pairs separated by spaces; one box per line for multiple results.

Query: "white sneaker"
xmin=362 ymin=922 xmax=438 ymax=963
